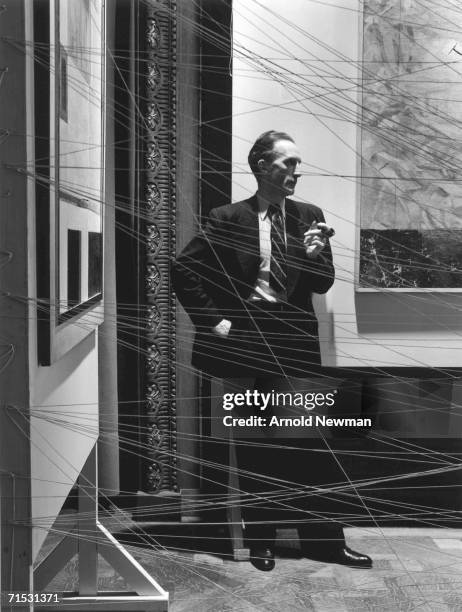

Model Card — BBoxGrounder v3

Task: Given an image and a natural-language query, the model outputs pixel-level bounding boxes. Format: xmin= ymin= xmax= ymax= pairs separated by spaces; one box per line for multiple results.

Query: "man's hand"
xmin=212 ymin=319 xmax=232 ymax=337
xmin=303 ymin=221 xmax=329 ymax=259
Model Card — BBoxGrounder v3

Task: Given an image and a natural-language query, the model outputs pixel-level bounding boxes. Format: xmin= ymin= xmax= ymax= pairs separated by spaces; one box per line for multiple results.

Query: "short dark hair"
xmin=248 ymin=130 xmax=295 ymax=177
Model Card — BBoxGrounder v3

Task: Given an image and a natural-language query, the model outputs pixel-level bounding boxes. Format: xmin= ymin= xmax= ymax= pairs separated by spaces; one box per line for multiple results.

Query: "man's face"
xmin=260 ymin=139 xmax=302 ymax=197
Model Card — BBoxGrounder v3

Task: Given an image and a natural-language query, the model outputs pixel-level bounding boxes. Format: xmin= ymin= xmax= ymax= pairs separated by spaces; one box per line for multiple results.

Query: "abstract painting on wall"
xmin=359 ymin=0 xmax=462 ymax=288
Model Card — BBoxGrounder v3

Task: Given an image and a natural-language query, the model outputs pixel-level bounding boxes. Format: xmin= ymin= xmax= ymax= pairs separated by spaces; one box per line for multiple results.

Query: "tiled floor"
xmin=40 ymin=521 xmax=462 ymax=611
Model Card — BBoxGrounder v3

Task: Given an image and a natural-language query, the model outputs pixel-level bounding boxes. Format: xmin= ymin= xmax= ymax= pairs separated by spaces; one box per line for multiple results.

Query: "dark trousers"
xmin=221 ymin=302 xmax=347 ymax=551
xmin=235 ymin=428 xmax=346 ymax=551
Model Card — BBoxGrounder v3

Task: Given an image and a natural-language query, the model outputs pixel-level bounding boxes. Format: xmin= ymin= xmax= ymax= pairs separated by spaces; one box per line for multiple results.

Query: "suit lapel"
xmin=234 ymin=196 xmax=260 ymax=278
xmin=285 ymin=199 xmax=304 ymax=295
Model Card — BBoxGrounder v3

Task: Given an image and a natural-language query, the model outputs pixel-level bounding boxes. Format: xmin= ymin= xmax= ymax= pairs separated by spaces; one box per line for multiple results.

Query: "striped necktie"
xmin=269 ymin=203 xmax=287 ymax=298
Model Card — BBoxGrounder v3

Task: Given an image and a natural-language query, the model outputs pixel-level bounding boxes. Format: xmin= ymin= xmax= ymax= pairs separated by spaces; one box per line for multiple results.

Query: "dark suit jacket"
xmin=172 ymin=195 xmax=335 ymax=375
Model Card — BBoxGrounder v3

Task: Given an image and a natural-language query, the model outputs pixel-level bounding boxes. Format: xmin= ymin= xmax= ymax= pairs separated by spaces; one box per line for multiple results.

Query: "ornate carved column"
xmin=143 ymin=0 xmax=177 ymax=494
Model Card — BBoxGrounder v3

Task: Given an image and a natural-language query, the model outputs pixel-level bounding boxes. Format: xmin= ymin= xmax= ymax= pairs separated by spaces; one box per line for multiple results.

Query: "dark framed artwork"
xmin=35 ymin=0 xmax=105 ymax=364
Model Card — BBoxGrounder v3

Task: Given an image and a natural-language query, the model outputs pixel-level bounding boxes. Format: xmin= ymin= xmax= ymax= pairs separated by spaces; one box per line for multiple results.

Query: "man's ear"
xmin=257 ymin=158 xmax=269 ymax=174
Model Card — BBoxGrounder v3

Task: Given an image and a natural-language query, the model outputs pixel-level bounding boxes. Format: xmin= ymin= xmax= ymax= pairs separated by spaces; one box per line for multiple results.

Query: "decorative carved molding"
xmin=145 ymin=142 xmax=162 ymax=173
xmin=143 ymin=0 xmax=177 ymax=493
xmin=147 ymin=423 xmax=163 ymax=447
xmin=145 ymin=182 xmax=162 ymax=214
xmin=147 ymin=224 xmax=162 ymax=256
xmin=146 ymin=102 xmax=162 ymax=133
xmin=146 ymin=343 xmax=162 ymax=375
xmin=146 ymin=263 xmax=161 ymax=296
xmin=147 ymin=462 xmax=162 ymax=490
xmin=146 ymin=18 xmax=161 ymax=50
xmin=146 ymin=382 xmax=162 ymax=414
xmin=147 ymin=62 xmax=162 ymax=93
xmin=146 ymin=304 xmax=162 ymax=334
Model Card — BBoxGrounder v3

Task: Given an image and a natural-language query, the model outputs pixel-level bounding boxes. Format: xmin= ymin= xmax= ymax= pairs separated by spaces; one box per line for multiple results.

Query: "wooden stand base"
xmin=33 ymin=445 xmax=168 ymax=611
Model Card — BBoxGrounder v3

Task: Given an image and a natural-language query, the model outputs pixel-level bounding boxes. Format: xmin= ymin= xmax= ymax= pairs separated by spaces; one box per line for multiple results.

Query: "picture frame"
xmin=36 ymin=0 xmax=105 ymax=365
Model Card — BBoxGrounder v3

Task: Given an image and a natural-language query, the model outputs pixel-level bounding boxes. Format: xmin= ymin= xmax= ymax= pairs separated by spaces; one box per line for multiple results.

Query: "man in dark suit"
xmin=173 ymin=130 xmax=372 ymax=571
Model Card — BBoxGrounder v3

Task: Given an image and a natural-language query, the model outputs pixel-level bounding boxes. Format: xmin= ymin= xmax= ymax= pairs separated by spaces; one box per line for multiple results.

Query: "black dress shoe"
xmin=249 ymin=547 xmax=275 ymax=572
xmin=330 ymin=546 xmax=372 ymax=568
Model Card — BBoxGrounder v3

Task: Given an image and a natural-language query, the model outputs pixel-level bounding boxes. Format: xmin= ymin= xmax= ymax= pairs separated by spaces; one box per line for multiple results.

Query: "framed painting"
xmin=35 ymin=0 xmax=105 ymax=364
xmin=358 ymin=0 xmax=462 ymax=290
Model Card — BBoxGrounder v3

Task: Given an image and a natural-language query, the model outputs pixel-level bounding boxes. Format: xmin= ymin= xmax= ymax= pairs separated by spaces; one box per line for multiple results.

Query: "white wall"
xmin=29 ymin=336 xmax=99 ymax=560
xmin=232 ymin=0 xmax=462 ymax=369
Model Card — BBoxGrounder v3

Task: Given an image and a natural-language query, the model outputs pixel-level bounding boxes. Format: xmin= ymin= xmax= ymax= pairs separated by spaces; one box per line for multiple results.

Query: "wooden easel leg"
xmin=78 ymin=447 xmax=98 ymax=596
